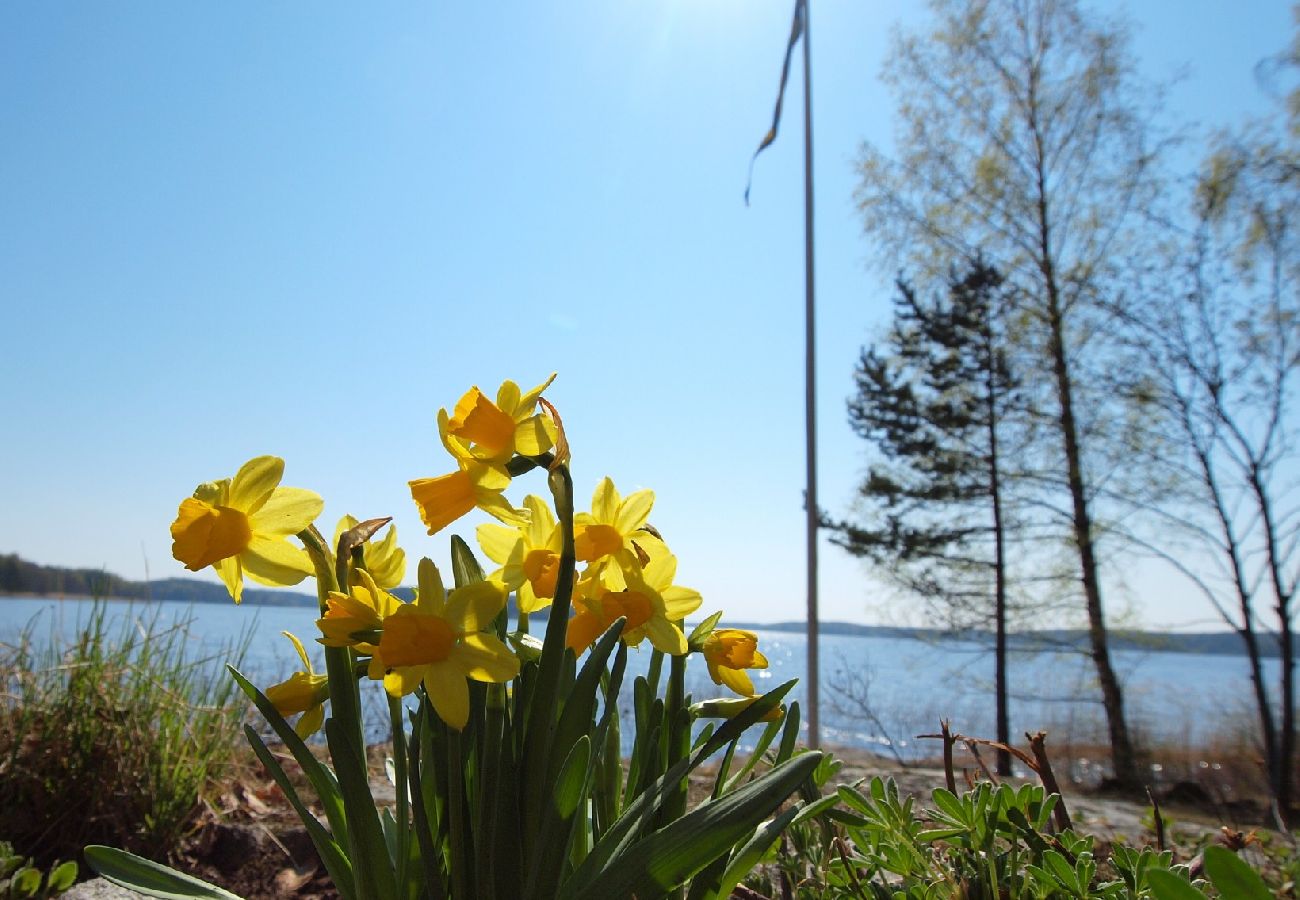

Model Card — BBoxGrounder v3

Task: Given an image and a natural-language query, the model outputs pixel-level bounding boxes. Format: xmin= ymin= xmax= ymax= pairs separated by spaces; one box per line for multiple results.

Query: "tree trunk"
xmin=986 ymin=341 xmax=1011 ymax=777
xmin=1254 ymin=469 xmax=1294 ymax=822
xmin=1043 ymin=286 xmax=1140 ymax=789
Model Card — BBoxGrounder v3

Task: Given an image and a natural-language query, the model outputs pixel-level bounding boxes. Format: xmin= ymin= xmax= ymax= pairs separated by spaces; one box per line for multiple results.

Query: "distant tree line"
xmin=0 ymin=553 xmax=147 ymax=599
xmin=0 ymin=553 xmax=314 ymax=606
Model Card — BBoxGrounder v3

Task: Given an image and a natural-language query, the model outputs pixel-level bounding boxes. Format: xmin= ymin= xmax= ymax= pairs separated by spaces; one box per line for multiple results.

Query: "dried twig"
xmin=1027 ymin=732 xmax=1072 ymax=833
xmin=963 ymin=740 xmax=999 ymax=785
xmin=916 ymin=720 xmax=958 ymax=793
xmin=1146 ymin=787 xmax=1166 ymax=852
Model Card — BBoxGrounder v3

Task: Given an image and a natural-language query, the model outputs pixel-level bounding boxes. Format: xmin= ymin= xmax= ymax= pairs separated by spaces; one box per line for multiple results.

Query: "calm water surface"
xmin=0 ymin=596 xmax=1271 ymax=762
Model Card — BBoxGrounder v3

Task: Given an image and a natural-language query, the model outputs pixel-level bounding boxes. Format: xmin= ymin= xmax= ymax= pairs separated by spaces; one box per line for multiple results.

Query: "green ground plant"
xmin=0 ymin=841 xmax=76 ymax=899
xmin=0 ymin=600 xmax=251 ymax=868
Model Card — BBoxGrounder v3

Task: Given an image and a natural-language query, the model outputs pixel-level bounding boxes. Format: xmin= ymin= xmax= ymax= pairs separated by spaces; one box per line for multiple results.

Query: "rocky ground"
xmin=65 ymin=744 xmax=1272 ymax=900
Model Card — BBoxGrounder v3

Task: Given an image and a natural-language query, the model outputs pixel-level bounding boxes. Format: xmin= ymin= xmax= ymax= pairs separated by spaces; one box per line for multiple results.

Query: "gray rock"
xmin=62 ymin=878 xmax=147 ymax=899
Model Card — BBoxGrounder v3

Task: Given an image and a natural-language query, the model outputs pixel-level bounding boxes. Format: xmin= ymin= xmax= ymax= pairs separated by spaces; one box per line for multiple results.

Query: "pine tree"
xmin=828 ymin=259 xmax=1019 ymax=774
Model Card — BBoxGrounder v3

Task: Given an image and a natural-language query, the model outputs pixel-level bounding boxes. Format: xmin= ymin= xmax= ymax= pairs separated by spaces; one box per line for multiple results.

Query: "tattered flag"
xmin=744 ymin=0 xmax=806 ymax=205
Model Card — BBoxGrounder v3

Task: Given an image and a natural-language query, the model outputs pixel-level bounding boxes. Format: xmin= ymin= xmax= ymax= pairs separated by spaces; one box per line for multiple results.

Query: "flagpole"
xmin=801 ymin=0 xmax=819 ymax=751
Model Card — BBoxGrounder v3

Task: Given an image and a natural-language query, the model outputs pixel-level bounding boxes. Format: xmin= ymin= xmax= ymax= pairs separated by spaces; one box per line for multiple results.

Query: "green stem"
xmin=446 ymin=729 xmax=474 ymax=900
xmin=297 ymin=526 xmax=395 ymax=899
xmin=389 ymin=696 xmax=410 ymax=892
xmin=522 ymin=464 xmax=576 ymax=834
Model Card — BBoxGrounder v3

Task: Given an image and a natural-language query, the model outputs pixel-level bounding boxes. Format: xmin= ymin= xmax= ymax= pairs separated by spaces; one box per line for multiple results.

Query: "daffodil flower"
xmin=333 ymin=515 xmax=406 ymax=589
xmin=377 ymin=559 xmax=519 ymax=730
xmin=264 ymin=631 xmax=330 ymax=739
xmin=316 ymin=569 xmax=403 ymax=660
xmin=566 ymin=547 xmax=701 ymax=656
xmin=476 ymin=495 xmax=563 ymax=614
xmin=702 ymin=629 xmax=769 ymax=697
xmin=439 ymin=375 xmax=558 ymax=465
xmin=573 ymin=477 xmax=655 ymax=568
xmin=170 ymin=455 xmax=323 ymax=604
xmin=408 ymin=460 xmax=527 ymax=536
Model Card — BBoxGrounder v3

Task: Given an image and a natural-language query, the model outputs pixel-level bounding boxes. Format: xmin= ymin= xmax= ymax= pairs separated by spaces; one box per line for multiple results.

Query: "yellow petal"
xmin=295 ymin=704 xmax=325 ymax=739
xmin=423 ymin=663 xmax=470 ymax=730
xmin=410 ymin=471 xmax=477 ymax=535
xmin=448 ymin=387 xmax=516 ymax=458
xmin=566 ymin=610 xmax=607 ymax=654
xmin=363 ymin=525 xmax=406 ymax=590
xmin=379 ymin=606 xmax=456 ymax=667
xmin=384 ymin=665 xmax=425 ymax=698
xmin=523 ymin=495 xmax=559 ymax=547
xmin=575 ymin=523 xmax=622 ymax=563
xmin=614 ymin=489 xmax=654 ymax=534
xmin=717 ymin=666 xmax=757 ymax=697
xmin=170 ymin=498 xmax=251 ymax=571
xmin=247 ymin=487 xmax=324 ymax=536
xmin=496 ymin=380 xmax=522 ymax=416
xmin=515 ymin=581 xmax=552 ymax=615
xmin=476 ymin=522 xmax=521 ymax=566
xmin=591 ymin=477 xmax=618 ymax=523
xmin=416 ymin=557 xmax=447 ymax=616
xmin=512 ymin=415 xmax=556 ymax=457
xmin=214 ymin=555 xmax=244 ymax=604
xmin=662 ymin=586 xmax=703 ymax=620
xmin=455 ymin=633 xmax=520 ymax=683
xmin=643 ymin=617 xmax=687 ymax=655
xmin=283 ymin=630 xmax=313 ymax=672
xmin=242 ymin=535 xmax=313 ymax=586
xmin=443 ymin=581 xmax=506 ymax=632
xmin=475 ymin=491 xmax=529 ymax=527
xmin=515 ymin=373 xmax=557 ymax=416
xmin=228 ymin=456 xmax=285 ymax=515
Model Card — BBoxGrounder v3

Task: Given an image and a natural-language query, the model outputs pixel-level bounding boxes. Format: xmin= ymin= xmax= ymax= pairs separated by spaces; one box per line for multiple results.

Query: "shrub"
xmin=0 ymin=600 xmax=250 ymax=868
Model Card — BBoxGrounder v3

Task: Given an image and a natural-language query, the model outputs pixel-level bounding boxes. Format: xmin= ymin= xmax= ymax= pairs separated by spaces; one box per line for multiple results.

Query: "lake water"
xmin=0 ymin=596 xmax=1273 ymax=766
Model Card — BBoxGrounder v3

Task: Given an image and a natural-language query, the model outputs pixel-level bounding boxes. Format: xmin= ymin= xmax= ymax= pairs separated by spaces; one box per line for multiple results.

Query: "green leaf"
xmin=686 ymin=611 xmax=724 ymax=646
xmin=564 ymin=752 xmax=822 ymax=900
xmin=47 ymin=860 xmax=78 ymax=892
xmin=450 ymin=535 xmax=485 ymax=587
xmin=554 ymin=736 xmax=593 ymax=819
xmin=929 ymin=789 xmax=970 ymax=828
xmin=1203 ymin=845 xmax=1271 ymax=899
xmin=1146 ymin=868 xmax=1209 ymax=900
xmin=12 ymin=866 xmax=40 ymax=898
xmin=688 ymin=805 xmax=800 ymax=900
xmin=84 ymin=846 xmax=245 ymax=900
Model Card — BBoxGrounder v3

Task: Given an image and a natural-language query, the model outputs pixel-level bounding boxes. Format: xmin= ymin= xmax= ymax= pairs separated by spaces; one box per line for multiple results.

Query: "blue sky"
xmin=0 ymin=1 xmax=1291 ymax=626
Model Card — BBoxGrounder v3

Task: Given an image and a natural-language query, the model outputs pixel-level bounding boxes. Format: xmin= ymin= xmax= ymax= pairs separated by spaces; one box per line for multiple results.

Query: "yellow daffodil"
xmin=264 ymin=632 xmax=329 ymax=739
xmin=409 ymin=460 xmax=527 ymax=536
xmin=566 ymin=547 xmax=701 ymax=656
xmin=476 ymin=495 xmax=563 ymax=614
xmin=377 ymin=559 xmax=519 ymax=730
xmin=439 ymin=375 xmax=558 ymax=465
xmin=702 ymin=629 xmax=769 ymax=697
xmin=170 ymin=455 xmax=322 ymax=604
xmin=573 ymin=477 xmax=655 ymax=568
xmin=333 ymin=515 xmax=406 ymax=589
xmin=316 ymin=569 xmax=403 ymax=659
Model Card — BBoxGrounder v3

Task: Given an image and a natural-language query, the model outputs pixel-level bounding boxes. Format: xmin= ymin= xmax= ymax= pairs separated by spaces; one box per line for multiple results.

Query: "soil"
xmin=70 ymin=742 xmax=1277 ymax=900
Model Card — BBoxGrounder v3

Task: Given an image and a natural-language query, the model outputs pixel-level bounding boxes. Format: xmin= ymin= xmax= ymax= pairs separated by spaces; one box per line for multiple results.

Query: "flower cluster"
xmin=167 ymin=375 xmax=771 ymax=736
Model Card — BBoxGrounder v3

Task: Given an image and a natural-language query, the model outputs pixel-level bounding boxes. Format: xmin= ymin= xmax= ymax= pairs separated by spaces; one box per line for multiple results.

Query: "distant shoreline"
xmin=0 ymin=590 xmax=1284 ymax=659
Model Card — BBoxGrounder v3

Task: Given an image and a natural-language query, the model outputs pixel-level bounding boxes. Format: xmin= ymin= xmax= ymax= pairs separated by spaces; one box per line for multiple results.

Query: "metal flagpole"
xmin=744 ymin=0 xmax=819 ymax=749
xmin=800 ymin=0 xmax=819 ymax=751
